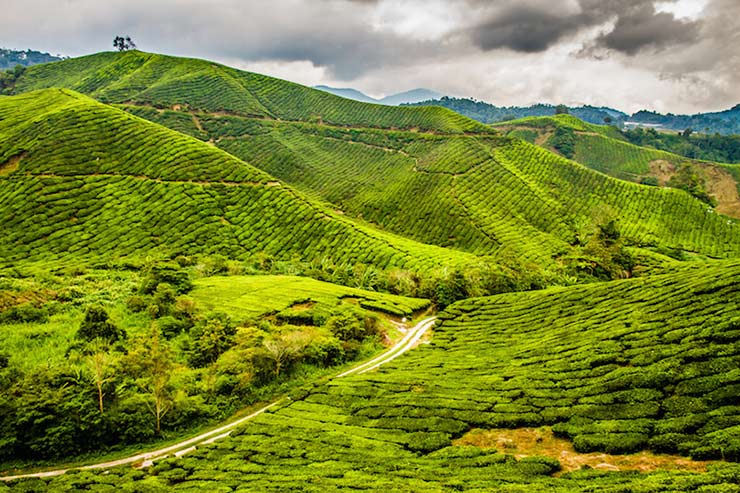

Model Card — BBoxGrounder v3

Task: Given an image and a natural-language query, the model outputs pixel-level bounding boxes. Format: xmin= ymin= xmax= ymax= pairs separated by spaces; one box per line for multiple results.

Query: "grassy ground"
xmin=191 ymin=275 xmax=430 ymax=321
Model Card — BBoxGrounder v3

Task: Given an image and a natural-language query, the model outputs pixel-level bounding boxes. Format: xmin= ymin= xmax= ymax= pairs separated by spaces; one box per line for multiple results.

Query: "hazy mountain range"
xmin=314 ymin=85 xmax=443 ymax=106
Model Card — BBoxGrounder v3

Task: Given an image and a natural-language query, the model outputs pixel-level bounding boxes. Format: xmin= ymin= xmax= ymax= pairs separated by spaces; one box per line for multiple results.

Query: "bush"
xmin=405 ymin=432 xmax=451 ymax=453
xmin=0 ymin=303 xmax=48 ymax=324
xmin=140 ymin=264 xmax=193 ymax=295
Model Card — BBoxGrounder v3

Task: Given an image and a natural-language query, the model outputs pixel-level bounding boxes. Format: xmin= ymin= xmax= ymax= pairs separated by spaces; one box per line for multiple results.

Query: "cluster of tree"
xmin=0 ymin=48 xmax=63 ymax=70
xmin=628 ymin=106 xmax=740 ymax=135
xmin=562 ymin=212 xmax=635 ymax=281
xmin=622 ymin=127 xmax=740 ymax=164
xmin=0 ymin=64 xmax=25 ymax=95
xmin=0 ymin=263 xmax=389 ymax=462
xmin=113 ymin=36 xmax=137 ymax=52
xmin=407 ymin=97 xmax=740 ymax=135
xmin=549 ymin=126 xmax=576 ymax=159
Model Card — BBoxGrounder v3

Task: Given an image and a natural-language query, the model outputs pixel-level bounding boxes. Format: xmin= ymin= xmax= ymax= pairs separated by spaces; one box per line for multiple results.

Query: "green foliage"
xmin=19 ymin=261 xmax=740 ymax=491
xmin=186 ymin=313 xmax=236 ymax=367
xmin=623 ymin=126 xmax=740 ymax=163
xmin=76 ymin=305 xmax=125 ymax=343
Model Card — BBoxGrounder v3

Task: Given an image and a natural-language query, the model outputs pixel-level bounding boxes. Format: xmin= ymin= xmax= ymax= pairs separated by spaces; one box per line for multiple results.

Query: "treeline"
xmin=406 ymin=97 xmax=623 ymax=126
xmin=622 ymin=127 xmax=740 ymax=164
xmin=0 ymin=48 xmax=63 ymax=70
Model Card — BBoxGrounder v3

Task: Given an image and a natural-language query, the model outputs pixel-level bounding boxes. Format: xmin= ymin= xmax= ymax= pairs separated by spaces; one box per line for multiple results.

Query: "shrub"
xmin=405 ymin=432 xmax=451 ymax=453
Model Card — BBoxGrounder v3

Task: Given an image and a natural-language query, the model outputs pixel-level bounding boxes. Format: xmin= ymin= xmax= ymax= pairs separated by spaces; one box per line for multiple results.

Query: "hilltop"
xmin=11 ymin=51 xmax=485 ymax=134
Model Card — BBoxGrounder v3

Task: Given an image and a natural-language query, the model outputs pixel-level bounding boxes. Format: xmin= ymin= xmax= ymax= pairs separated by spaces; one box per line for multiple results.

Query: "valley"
xmin=1 ymin=49 xmax=739 ymax=492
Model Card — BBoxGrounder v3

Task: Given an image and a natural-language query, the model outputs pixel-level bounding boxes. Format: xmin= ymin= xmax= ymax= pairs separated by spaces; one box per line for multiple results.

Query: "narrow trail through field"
xmin=0 ymin=316 xmax=436 ymax=482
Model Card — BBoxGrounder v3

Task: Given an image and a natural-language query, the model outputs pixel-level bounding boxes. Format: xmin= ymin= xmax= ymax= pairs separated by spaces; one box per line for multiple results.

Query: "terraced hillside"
xmin=9 ymin=52 xmax=740 ymax=268
xmin=10 ymin=261 xmax=740 ymax=492
xmin=129 ymin=107 xmax=740 ymax=264
xmin=0 ymin=89 xmax=477 ymax=271
xmin=495 ymin=115 xmax=740 ymax=218
xmin=10 ymin=51 xmax=489 ymax=134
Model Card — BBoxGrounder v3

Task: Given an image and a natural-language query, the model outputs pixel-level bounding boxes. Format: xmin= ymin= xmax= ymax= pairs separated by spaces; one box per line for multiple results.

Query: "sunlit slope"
xmin=11 ymin=51 xmax=490 ymax=134
xmin=496 ymin=115 xmax=740 ymax=217
xmin=0 ymin=89 xmax=477 ymax=269
xmin=129 ymin=109 xmax=740 ymax=261
xmin=22 ymin=261 xmax=740 ymax=492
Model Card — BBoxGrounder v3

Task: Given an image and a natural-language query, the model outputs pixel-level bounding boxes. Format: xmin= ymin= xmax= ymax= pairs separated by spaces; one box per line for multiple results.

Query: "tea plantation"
xmin=8 ymin=52 xmax=740 ymax=270
xmin=3 ymin=50 xmax=740 ymax=491
xmin=495 ymin=115 xmax=740 ymax=217
xmin=6 ymin=261 xmax=740 ymax=491
xmin=0 ymin=89 xmax=478 ymax=272
xmin=132 ymin=108 xmax=740 ymax=263
xmin=11 ymin=51 xmax=490 ymax=134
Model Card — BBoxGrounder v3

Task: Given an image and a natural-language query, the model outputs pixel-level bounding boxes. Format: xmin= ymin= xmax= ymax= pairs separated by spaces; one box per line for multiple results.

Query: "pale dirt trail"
xmin=0 ymin=316 xmax=436 ymax=482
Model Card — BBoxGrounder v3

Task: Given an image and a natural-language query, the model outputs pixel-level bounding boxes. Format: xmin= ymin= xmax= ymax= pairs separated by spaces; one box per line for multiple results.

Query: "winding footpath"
xmin=0 ymin=316 xmax=436 ymax=482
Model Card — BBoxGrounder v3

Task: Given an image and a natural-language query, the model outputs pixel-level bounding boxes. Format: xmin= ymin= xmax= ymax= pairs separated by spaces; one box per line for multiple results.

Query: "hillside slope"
xmin=0 ymin=89 xmax=477 ymax=270
xmin=13 ymin=260 xmax=740 ymax=491
xmin=11 ymin=52 xmax=740 ymax=266
xmin=128 ymin=107 xmax=740 ymax=266
xmin=496 ymin=115 xmax=740 ymax=218
xmin=11 ymin=51 xmax=489 ymax=134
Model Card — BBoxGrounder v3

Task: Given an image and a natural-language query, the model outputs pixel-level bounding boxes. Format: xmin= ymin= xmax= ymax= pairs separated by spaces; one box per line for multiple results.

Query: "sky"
xmin=2 ymin=0 xmax=738 ymax=114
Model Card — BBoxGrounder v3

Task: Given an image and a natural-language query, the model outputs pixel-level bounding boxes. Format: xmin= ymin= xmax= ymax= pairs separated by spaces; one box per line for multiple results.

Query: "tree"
xmin=113 ymin=36 xmax=137 ymax=52
xmin=262 ymin=331 xmax=310 ymax=377
xmin=125 ymin=326 xmax=175 ymax=434
xmin=76 ymin=305 xmax=126 ymax=343
xmin=82 ymin=339 xmax=118 ymax=413
xmin=555 ymin=104 xmax=569 ymax=115
xmin=186 ymin=313 xmax=236 ymax=367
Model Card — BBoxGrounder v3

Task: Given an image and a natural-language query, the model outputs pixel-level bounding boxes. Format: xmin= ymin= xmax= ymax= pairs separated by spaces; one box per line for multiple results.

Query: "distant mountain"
xmin=378 ymin=88 xmax=443 ymax=106
xmin=0 ymin=48 xmax=64 ymax=70
xmin=408 ymin=96 xmax=740 ymax=135
xmin=313 ymin=85 xmax=377 ymax=104
xmin=314 ymin=85 xmax=444 ymax=106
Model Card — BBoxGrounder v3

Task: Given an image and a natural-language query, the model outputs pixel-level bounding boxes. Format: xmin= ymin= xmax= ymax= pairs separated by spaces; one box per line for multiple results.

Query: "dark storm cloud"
xmin=470 ymin=7 xmax=584 ymax=53
xmin=467 ymin=0 xmax=701 ymax=55
xmin=595 ymin=3 xmax=701 ymax=54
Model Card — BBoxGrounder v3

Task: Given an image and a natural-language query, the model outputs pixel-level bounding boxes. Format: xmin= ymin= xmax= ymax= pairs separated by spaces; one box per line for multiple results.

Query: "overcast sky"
xmin=2 ymin=0 xmax=738 ymax=113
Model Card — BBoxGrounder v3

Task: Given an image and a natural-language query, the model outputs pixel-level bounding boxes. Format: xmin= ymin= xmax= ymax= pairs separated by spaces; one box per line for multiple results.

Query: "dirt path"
xmin=0 ymin=316 xmax=436 ymax=482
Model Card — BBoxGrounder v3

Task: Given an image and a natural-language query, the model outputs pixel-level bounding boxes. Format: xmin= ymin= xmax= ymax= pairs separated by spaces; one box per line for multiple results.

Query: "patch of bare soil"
xmin=0 ymin=151 xmax=26 ymax=176
xmin=648 ymin=159 xmax=677 ymax=185
xmin=454 ymin=428 xmax=714 ymax=476
xmin=287 ymin=300 xmax=316 ymax=311
xmin=704 ymin=165 xmax=740 ymax=218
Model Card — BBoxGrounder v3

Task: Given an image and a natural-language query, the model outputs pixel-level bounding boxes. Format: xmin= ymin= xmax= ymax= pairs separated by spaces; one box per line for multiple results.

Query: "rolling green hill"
xmin=9 ymin=260 xmax=740 ymax=491
xmin=0 ymin=88 xmax=477 ymax=271
xmin=10 ymin=51 xmax=740 ymax=279
xmin=129 ymin=106 xmax=740 ymax=265
xmin=10 ymin=51 xmax=489 ymax=134
xmin=495 ymin=115 xmax=740 ymax=218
